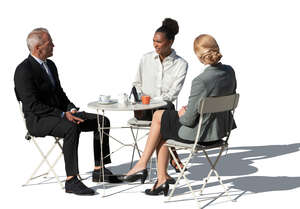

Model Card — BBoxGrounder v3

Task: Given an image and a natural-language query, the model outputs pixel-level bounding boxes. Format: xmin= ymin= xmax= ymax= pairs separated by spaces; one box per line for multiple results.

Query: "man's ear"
xmin=33 ymin=44 xmax=40 ymax=54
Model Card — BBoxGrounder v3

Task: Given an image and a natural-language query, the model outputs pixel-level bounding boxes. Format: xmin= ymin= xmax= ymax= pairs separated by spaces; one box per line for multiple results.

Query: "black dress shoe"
xmin=120 ymin=169 xmax=148 ymax=184
xmin=145 ymin=181 xmax=169 ymax=196
xmin=166 ymin=177 xmax=176 ymax=184
xmin=170 ymin=159 xmax=187 ymax=173
xmin=92 ymin=167 xmax=123 ymax=183
xmin=65 ymin=176 xmax=95 ymax=195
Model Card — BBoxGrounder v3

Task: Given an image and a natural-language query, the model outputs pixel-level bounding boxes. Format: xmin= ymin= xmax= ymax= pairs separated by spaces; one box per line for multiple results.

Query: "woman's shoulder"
xmin=191 ymin=73 xmax=206 ymax=87
xmin=141 ymin=51 xmax=156 ymax=59
xmin=172 ymin=51 xmax=188 ymax=65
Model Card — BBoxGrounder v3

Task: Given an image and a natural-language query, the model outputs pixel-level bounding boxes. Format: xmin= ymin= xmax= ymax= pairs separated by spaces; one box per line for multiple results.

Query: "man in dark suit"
xmin=14 ymin=28 xmax=120 ymax=195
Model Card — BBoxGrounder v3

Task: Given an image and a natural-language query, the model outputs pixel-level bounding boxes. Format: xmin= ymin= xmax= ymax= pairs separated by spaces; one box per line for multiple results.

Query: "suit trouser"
xmin=31 ymin=112 xmax=111 ymax=176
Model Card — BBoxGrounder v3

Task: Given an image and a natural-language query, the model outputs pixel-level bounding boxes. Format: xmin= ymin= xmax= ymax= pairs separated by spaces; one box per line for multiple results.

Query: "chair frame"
xmin=16 ymin=99 xmax=64 ymax=189
xmin=127 ymin=115 xmax=153 ymax=181
xmin=127 ymin=98 xmax=179 ymax=182
xmin=165 ymin=94 xmax=239 ymax=207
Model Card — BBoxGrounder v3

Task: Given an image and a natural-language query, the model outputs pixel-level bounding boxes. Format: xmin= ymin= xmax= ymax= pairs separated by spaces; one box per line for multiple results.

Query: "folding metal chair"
xmin=127 ymin=117 xmax=155 ymax=181
xmin=15 ymin=90 xmax=64 ymax=189
xmin=127 ymin=98 xmax=180 ymax=182
xmin=127 ymin=118 xmax=151 ymax=165
xmin=165 ymin=94 xmax=239 ymax=207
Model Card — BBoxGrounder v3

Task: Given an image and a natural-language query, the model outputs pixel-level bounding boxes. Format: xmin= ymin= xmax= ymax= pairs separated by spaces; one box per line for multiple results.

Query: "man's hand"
xmin=65 ymin=112 xmax=84 ymax=124
xmin=178 ymin=106 xmax=187 ymax=117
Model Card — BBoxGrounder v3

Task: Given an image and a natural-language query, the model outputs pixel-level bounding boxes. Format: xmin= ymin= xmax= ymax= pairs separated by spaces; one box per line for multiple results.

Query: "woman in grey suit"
xmin=122 ymin=34 xmax=237 ymax=196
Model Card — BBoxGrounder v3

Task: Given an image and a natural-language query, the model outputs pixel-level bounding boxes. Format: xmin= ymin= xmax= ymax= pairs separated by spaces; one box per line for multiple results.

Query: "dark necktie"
xmin=41 ymin=62 xmax=56 ymax=87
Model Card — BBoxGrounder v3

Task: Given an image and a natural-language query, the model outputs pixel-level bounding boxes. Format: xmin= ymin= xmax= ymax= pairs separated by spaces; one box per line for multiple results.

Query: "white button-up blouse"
xmin=133 ymin=50 xmax=188 ymax=102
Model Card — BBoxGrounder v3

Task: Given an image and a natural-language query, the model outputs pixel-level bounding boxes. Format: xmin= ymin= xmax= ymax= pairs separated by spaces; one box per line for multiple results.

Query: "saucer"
xmin=98 ymin=99 xmax=118 ymax=105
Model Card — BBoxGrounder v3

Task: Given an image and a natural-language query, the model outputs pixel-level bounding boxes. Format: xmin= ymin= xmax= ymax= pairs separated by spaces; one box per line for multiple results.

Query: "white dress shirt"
xmin=133 ymin=50 xmax=188 ymax=102
xmin=31 ymin=54 xmax=50 ymax=74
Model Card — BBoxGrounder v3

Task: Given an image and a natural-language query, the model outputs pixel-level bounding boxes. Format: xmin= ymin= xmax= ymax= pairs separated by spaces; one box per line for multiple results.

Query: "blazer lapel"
xmin=28 ymin=55 xmax=55 ymax=88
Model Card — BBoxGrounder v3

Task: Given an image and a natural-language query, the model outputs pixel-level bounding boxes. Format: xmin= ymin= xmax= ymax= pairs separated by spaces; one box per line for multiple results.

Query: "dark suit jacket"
xmin=178 ymin=63 xmax=237 ymax=142
xmin=14 ymin=55 xmax=76 ymax=136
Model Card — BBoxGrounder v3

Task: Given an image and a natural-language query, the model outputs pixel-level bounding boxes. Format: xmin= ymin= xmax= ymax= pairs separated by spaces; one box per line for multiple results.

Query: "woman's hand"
xmin=178 ymin=106 xmax=187 ymax=117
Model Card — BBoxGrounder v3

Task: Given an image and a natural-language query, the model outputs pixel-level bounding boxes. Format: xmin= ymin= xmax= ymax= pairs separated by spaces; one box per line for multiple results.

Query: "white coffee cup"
xmin=98 ymin=95 xmax=111 ymax=103
xmin=118 ymin=93 xmax=129 ymax=105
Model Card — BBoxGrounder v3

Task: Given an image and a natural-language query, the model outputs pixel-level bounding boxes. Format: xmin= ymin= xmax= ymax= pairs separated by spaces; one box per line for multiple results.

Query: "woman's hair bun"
xmin=201 ymin=51 xmax=223 ymax=65
xmin=194 ymin=34 xmax=222 ymax=65
xmin=162 ymin=18 xmax=179 ymax=36
xmin=156 ymin=18 xmax=179 ymax=40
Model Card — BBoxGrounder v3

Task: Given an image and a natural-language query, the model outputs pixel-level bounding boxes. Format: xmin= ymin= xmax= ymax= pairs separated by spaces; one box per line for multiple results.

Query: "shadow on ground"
xmin=105 ymin=143 xmax=300 ymax=195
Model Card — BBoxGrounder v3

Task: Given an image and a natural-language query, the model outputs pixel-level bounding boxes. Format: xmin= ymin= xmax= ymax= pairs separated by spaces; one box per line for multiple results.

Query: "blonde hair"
xmin=194 ymin=34 xmax=222 ymax=65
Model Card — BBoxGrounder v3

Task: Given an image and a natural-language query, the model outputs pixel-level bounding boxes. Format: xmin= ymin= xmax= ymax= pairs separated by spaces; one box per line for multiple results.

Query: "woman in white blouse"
xmin=132 ymin=18 xmax=188 ymax=176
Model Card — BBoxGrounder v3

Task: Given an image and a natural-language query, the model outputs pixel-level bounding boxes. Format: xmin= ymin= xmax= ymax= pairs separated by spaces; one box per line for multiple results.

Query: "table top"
xmin=87 ymin=100 xmax=167 ymax=111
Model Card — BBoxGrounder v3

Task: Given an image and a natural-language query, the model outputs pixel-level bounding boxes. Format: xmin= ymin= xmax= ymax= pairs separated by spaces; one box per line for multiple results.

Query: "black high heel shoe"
xmin=121 ymin=169 xmax=148 ymax=184
xmin=166 ymin=177 xmax=176 ymax=184
xmin=145 ymin=181 xmax=169 ymax=196
xmin=170 ymin=158 xmax=187 ymax=173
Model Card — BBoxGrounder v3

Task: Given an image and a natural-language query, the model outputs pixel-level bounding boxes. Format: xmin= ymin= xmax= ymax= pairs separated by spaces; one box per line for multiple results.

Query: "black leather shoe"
xmin=166 ymin=177 xmax=176 ymax=184
xmin=145 ymin=181 xmax=169 ymax=196
xmin=65 ymin=176 xmax=95 ymax=195
xmin=92 ymin=167 xmax=123 ymax=183
xmin=170 ymin=159 xmax=187 ymax=173
xmin=120 ymin=169 xmax=148 ymax=184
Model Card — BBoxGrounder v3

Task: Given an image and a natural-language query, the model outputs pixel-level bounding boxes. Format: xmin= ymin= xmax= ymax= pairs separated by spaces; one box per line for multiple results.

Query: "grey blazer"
xmin=178 ymin=63 xmax=237 ymax=143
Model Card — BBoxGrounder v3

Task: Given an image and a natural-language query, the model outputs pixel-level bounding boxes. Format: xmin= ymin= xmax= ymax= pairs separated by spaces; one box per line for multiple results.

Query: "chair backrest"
xmin=192 ymin=94 xmax=239 ymax=150
xmin=198 ymin=94 xmax=239 ymax=114
xmin=14 ymin=88 xmax=30 ymax=137
xmin=14 ymin=88 xmax=24 ymax=118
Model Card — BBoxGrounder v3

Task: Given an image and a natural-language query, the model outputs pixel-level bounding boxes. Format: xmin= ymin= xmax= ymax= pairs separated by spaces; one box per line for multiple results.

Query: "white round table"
xmin=87 ymin=100 xmax=167 ymax=111
xmin=87 ymin=100 xmax=167 ymax=196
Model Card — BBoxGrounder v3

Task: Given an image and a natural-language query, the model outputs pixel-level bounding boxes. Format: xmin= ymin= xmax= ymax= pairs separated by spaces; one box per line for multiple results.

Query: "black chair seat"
xmin=197 ymin=139 xmax=227 ymax=150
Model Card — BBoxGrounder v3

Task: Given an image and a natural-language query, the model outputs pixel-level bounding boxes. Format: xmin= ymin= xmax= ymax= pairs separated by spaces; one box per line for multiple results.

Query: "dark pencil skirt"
xmin=160 ymin=110 xmax=188 ymax=142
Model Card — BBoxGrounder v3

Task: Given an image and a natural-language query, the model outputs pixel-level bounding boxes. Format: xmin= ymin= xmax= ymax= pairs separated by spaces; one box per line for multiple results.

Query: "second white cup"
xmin=99 ymin=95 xmax=111 ymax=103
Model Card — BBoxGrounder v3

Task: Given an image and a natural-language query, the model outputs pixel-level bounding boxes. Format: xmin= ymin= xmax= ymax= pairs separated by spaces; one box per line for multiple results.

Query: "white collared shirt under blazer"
xmin=133 ymin=50 xmax=188 ymax=102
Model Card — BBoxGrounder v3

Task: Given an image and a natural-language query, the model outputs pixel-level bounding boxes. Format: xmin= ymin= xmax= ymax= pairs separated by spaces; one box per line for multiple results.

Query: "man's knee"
xmin=86 ymin=113 xmax=110 ymax=128
xmin=103 ymin=116 xmax=110 ymax=128
xmin=66 ymin=122 xmax=80 ymax=137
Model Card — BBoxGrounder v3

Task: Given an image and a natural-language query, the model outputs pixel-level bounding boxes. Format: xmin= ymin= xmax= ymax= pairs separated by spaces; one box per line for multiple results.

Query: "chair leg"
xmin=167 ymin=147 xmax=200 ymax=206
xmin=200 ymin=147 xmax=232 ymax=201
xmin=148 ymin=153 xmax=158 ymax=183
xmin=23 ymin=137 xmax=64 ymax=189
xmin=24 ymin=137 xmax=57 ymax=184
xmin=129 ymin=127 xmax=152 ymax=180
xmin=132 ymin=128 xmax=142 ymax=158
xmin=212 ymin=169 xmax=232 ymax=201
xmin=45 ymin=139 xmax=63 ymax=177
xmin=34 ymin=138 xmax=64 ymax=189
xmin=129 ymin=127 xmax=142 ymax=169
xmin=45 ymin=152 xmax=63 ymax=178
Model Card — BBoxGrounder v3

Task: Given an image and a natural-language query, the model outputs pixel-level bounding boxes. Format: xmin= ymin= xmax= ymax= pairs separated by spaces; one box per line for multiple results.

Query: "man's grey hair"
xmin=26 ymin=27 xmax=49 ymax=52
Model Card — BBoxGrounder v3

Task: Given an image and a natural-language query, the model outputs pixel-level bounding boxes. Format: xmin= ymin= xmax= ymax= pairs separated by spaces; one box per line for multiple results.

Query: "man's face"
xmin=37 ymin=32 xmax=54 ymax=60
xmin=153 ymin=32 xmax=173 ymax=55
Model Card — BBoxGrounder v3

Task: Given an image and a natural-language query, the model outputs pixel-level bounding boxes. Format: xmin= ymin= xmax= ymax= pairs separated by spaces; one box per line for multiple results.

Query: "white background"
xmin=0 ymin=0 xmax=300 ymax=208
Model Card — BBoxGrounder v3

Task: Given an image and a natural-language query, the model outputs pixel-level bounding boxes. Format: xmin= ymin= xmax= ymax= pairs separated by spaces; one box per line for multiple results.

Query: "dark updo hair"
xmin=155 ymin=18 xmax=179 ymax=41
